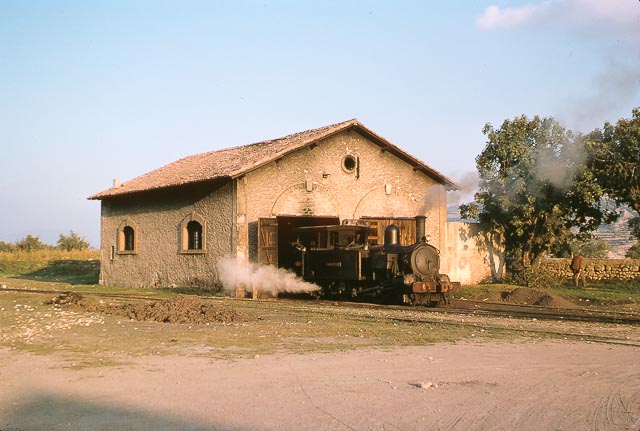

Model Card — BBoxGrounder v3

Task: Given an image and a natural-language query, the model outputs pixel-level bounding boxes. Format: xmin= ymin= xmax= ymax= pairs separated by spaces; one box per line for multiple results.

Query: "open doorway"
xmin=257 ymin=215 xmax=339 ymax=270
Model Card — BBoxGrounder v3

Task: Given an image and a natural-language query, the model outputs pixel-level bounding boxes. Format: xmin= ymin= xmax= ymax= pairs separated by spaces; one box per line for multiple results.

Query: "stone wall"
xmin=541 ymin=258 xmax=640 ymax=281
xmin=238 ymin=129 xmax=447 ymax=256
xmin=99 ymin=182 xmax=233 ymax=288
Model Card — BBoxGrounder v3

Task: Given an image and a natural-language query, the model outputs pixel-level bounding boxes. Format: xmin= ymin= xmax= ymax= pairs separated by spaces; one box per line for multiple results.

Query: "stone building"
xmin=89 ymin=119 xmax=486 ymax=288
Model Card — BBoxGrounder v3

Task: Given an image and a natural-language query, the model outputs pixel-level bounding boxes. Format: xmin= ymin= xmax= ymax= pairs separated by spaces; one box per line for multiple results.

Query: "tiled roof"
xmin=89 ymin=119 xmax=458 ymax=200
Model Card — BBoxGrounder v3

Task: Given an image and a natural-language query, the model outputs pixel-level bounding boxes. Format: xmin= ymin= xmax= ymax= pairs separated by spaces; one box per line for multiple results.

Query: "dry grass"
xmin=0 ymin=249 xmax=100 ymax=281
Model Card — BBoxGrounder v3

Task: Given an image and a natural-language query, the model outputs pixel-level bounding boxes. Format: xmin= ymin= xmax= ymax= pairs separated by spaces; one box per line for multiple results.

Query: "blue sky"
xmin=1 ymin=0 xmax=639 ymax=247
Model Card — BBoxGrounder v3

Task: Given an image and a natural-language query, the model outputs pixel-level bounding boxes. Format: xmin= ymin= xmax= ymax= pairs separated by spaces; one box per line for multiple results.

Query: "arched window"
xmin=180 ymin=213 xmax=206 ymax=254
xmin=117 ymin=221 xmax=138 ymax=254
xmin=123 ymin=226 xmax=135 ymax=251
xmin=187 ymin=221 xmax=202 ymax=250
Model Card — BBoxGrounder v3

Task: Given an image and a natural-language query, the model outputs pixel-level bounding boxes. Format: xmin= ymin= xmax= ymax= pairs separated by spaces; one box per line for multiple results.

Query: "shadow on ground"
xmin=17 ymin=260 xmax=100 ymax=285
xmin=2 ymin=393 xmax=254 ymax=431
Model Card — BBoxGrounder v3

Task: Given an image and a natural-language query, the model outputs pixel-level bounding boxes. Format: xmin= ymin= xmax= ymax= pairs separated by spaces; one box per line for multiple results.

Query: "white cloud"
xmin=476 ymin=0 xmax=640 ymax=39
xmin=475 ymin=3 xmax=549 ymax=30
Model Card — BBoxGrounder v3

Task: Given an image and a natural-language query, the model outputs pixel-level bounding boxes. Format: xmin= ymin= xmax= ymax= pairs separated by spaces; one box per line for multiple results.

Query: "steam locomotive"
xmin=292 ymin=216 xmax=454 ymax=305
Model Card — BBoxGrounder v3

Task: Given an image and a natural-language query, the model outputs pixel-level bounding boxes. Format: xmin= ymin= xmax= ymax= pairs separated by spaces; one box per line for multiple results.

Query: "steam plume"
xmin=217 ymin=256 xmax=319 ymax=296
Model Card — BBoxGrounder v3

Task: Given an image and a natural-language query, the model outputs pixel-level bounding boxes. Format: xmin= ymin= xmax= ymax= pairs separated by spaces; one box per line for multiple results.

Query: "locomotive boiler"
xmin=292 ymin=216 xmax=453 ymax=305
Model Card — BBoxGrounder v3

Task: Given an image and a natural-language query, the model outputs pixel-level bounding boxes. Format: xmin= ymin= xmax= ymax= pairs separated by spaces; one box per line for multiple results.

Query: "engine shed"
xmin=89 ymin=119 xmax=465 ymax=289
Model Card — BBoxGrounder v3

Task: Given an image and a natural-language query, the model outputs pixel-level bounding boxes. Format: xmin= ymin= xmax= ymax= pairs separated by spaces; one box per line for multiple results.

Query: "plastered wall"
xmin=236 ymin=129 xmax=447 ymax=260
xmin=99 ymin=182 xmax=233 ymax=288
xmin=441 ymin=221 xmax=495 ymax=284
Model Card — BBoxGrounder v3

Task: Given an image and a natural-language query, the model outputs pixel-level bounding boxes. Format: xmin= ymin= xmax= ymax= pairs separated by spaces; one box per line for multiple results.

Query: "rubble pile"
xmin=48 ymin=293 xmax=238 ymax=324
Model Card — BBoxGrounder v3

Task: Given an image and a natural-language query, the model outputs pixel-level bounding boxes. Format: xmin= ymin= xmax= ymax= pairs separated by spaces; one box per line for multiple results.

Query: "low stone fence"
xmin=542 ymin=258 xmax=640 ymax=282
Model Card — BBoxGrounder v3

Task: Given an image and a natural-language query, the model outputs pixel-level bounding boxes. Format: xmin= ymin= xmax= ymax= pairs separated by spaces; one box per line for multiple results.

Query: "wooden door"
xmin=258 ymin=218 xmax=278 ymax=266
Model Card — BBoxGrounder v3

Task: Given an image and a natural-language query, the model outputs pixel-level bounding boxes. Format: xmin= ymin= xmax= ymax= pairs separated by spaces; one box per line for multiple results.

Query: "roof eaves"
xmin=87 ymin=175 xmax=232 ymax=200
xmin=348 ymin=122 xmax=461 ymax=190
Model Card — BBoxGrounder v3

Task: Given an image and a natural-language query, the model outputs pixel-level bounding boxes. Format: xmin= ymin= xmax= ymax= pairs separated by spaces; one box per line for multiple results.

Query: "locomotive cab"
xmin=293 ymin=224 xmax=373 ymax=297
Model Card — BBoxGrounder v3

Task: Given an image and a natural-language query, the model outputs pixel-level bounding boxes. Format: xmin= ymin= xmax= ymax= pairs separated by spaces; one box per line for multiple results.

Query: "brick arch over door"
xmin=352 ymin=186 xmax=417 ymax=219
xmin=270 ymin=182 xmax=341 ymax=216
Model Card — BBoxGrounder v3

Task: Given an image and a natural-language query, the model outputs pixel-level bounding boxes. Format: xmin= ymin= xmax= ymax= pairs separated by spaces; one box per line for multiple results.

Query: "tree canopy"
xmin=16 ymin=234 xmax=47 ymax=251
xmin=460 ymin=115 xmax=607 ymax=279
xmin=0 ymin=232 xmax=91 ymax=252
xmin=586 ymin=107 xmax=640 ymax=240
xmin=57 ymin=231 xmax=90 ymax=252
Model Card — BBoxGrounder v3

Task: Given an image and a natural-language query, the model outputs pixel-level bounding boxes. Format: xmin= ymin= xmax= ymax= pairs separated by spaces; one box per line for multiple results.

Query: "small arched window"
xmin=180 ymin=213 xmax=206 ymax=254
xmin=187 ymin=221 xmax=202 ymax=250
xmin=123 ymin=226 xmax=135 ymax=251
xmin=117 ymin=221 xmax=138 ymax=254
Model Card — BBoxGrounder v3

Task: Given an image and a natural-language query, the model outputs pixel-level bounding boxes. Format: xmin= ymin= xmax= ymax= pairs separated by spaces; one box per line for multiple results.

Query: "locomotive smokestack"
xmin=415 ymin=215 xmax=426 ymax=243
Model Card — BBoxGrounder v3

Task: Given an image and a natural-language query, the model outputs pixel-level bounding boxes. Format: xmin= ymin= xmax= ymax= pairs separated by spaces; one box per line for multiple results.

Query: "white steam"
xmin=216 ymin=256 xmax=319 ymax=296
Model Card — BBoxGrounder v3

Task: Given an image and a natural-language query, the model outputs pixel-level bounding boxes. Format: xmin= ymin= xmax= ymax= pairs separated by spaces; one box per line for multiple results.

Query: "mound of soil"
xmin=501 ymin=287 xmax=577 ymax=309
xmin=48 ymin=293 xmax=238 ymax=324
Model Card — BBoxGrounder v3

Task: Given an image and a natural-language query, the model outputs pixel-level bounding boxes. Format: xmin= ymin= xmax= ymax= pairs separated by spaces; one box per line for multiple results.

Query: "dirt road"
xmin=2 ymin=340 xmax=639 ymax=431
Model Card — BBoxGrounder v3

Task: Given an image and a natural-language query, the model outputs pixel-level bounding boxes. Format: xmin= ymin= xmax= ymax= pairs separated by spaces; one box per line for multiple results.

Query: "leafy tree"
xmin=57 ymin=231 xmax=90 ymax=251
xmin=460 ymin=115 xmax=607 ymax=282
xmin=626 ymin=242 xmax=640 ymax=259
xmin=16 ymin=234 xmax=47 ymax=251
xmin=587 ymin=107 xmax=640 ymax=239
xmin=0 ymin=241 xmax=16 ymax=252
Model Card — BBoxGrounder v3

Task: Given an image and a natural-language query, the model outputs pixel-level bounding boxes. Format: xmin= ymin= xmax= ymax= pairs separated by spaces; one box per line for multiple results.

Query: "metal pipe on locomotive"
xmin=291 ymin=215 xmax=454 ymax=305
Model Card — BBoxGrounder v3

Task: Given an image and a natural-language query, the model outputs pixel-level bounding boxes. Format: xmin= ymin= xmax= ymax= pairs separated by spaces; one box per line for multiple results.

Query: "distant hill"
xmin=593 ymin=207 xmax=636 ymax=258
xmin=447 ymin=205 xmax=464 ymax=223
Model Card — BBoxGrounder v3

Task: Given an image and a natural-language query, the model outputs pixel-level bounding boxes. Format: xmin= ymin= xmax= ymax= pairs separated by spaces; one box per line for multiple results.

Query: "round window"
xmin=342 ymin=154 xmax=357 ymax=173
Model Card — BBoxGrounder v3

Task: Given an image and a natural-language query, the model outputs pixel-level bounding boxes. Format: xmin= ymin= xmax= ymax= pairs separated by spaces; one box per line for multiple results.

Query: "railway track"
xmin=3 ymin=286 xmax=640 ymax=326
xmin=295 ymin=296 xmax=640 ymax=325
xmin=434 ymin=300 xmax=640 ymax=325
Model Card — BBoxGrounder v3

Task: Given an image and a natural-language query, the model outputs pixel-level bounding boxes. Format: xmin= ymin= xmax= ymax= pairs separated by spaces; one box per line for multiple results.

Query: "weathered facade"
xmin=90 ymin=119 xmax=476 ymax=288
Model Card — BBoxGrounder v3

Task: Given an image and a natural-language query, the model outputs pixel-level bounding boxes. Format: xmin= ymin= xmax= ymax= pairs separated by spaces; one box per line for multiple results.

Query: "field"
xmin=1 ymin=253 xmax=639 ymax=430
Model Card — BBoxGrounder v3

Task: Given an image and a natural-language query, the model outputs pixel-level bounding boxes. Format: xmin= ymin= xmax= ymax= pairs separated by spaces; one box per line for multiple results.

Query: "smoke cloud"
xmin=534 ymin=132 xmax=586 ymax=191
xmin=447 ymin=171 xmax=479 ymax=207
xmin=216 ymin=256 xmax=319 ymax=296
xmin=563 ymin=57 xmax=640 ymax=132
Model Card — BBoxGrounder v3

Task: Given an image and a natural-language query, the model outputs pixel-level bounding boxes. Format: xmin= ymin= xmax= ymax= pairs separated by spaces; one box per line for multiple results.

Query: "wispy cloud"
xmin=476 ymin=0 xmax=640 ymax=40
xmin=475 ymin=3 xmax=549 ymax=30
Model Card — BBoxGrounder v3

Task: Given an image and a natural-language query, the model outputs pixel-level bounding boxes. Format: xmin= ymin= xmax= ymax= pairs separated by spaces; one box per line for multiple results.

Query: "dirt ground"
xmin=1 ymin=340 xmax=639 ymax=431
xmin=1 ymin=285 xmax=639 ymax=430
xmin=48 ymin=292 xmax=239 ymax=324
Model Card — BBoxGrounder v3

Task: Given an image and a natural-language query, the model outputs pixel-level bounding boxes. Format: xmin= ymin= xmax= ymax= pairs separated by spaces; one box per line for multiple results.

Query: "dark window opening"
xmin=342 ymin=154 xmax=357 ymax=172
xmin=123 ymin=226 xmax=135 ymax=251
xmin=187 ymin=221 xmax=203 ymax=250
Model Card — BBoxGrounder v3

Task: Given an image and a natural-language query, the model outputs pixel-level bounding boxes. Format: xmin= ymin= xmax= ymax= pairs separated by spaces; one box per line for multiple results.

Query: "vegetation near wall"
xmin=0 ymin=249 xmax=100 ymax=277
xmin=542 ymin=258 xmax=640 ymax=281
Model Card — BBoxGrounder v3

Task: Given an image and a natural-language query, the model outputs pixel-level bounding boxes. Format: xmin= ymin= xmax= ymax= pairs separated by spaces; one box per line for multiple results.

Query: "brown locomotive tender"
xmin=292 ymin=215 xmax=455 ymax=305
